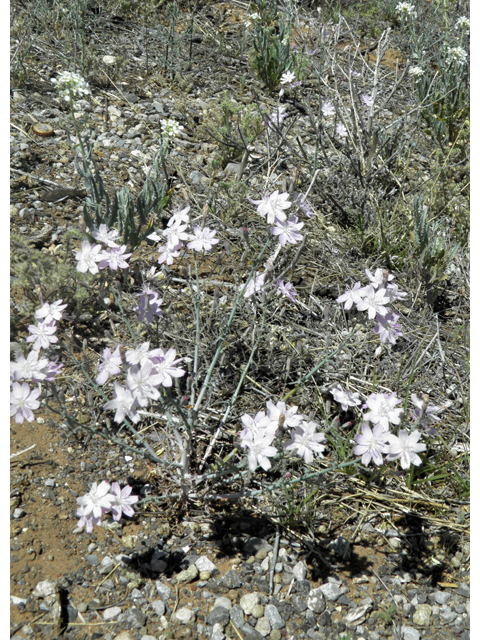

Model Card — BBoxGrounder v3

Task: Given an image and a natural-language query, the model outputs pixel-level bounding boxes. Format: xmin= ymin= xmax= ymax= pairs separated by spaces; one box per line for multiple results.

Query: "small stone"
xmin=252 ymin=603 xmax=265 ymax=619
xmin=77 ymin=602 xmax=88 ymax=613
xmin=230 ymin=604 xmax=245 ymax=627
xmin=401 ymin=626 xmax=420 ymax=640
xmin=220 ymin=569 xmax=242 ymax=589
xmin=434 ymin=591 xmax=451 ymax=605
xmin=103 ymin=606 xmax=122 ymax=621
xmin=307 ymin=587 xmax=326 ymax=614
xmin=344 ymin=603 xmax=372 ymax=626
xmin=176 ymin=564 xmax=199 ymax=583
xmin=240 ymin=592 xmax=260 ymax=615
xmin=211 ymin=622 xmax=226 ymax=640
xmin=85 ymin=554 xmax=99 ymax=567
xmin=200 ymin=570 xmax=212 ymax=580
xmin=319 ymin=582 xmax=344 ymax=602
xmin=195 ymin=556 xmax=218 ymax=574
xmin=108 ymin=105 xmax=122 ymax=118
xmin=113 ymin=633 xmax=135 ymax=640
xmin=214 ymin=596 xmax=232 ymax=610
xmin=175 ymin=606 xmax=195 ymax=624
xmin=98 ymin=556 xmax=115 ymax=575
xmin=32 ymin=580 xmax=57 ymax=598
xmin=117 ymin=607 xmax=146 ymax=629
xmin=103 ymin=56 xmax=117 ymax=65
xmin=440 ymin=610 xmax=456 ymax=623
xmin=243 ymin=537 xmax=273 ymax=557
xmin=387 ymin=537 xmax=402 ymax=551
xmin=265 ymin=604 xmax=285 ymax=629
xmin=413 ymin=604 xmax=431 ymax=626
xmin=292 ymin=561 xmax=307 ymax=581
xmin=207 ymin=606 xmax=230 ymax=627
xmin=151 ymin=599 xmax=165 ymax=616
xmin=13 ymin=508 xmax=26 ymax=519
xmin=456 ymin=585 xmax=470 ymax=598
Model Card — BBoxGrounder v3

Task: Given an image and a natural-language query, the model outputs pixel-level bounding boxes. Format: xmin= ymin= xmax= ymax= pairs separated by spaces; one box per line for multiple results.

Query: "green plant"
xmin=249 ymin=0 xmax=292 ymax=90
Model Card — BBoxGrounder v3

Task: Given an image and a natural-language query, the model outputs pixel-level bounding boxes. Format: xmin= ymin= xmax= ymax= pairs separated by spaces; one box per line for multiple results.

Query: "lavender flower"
xmin=75 ymin=240 xmax=102 ymax=274
xmin=249 ymin=190 xmax=291 ymax=225
xmin=134 ymin=287 xmax=163 ymax=324
xmin=242 ymin=271 xmax=267 ymax=298
xmin=162 ymin=221 xmax=190 ymax=247
xmin=363 ymin=392 xmax=403 ymax=430
xmin=336 ymin=123 xmax=348 ymax=138
xmin=109 ymin=482 xmax=139 ymax=521
xmin=98 ymin=245 xmax=132 ymax=270
xmin=354 ymin=422 xmax=390 ymax=466
xmin=410 ymin=393 xmax=441 ymax=434
xmin=10 ymin=382 xmax=41 ymax=424
xmin=126 ymin=360 xmax=163 ymax=406
xmin=157 ymin=242 xmax=182 ymax=265
xmin=271 ymin=216 xmax=304 ymax=246
xmin=266 ymin=400 xmax=303 ymax=430
xmin=365 ymin=268 xmax=394 ymax=289
xmin=96 ymin=346 xmax=123 ymax=385
xmin=35 ymin=299 xmax=67 ymax=323
xmin=76 ymin=481 xmax=115 ymax=520
xmin=330 ymin=385 xmax=362 ymax=411
xmin=374 ymin=312 xmax=403 ymax=344
xmin=336 ymin=282 xmax=364 ymax=310
xmin=26 ymin=320 xmax=58 ymax=351
xmin=168 ymin=205 xmax=191 ymax=227
xmin=92 ymin=224 xmax=120 ymax=247
xmin=276 ymin=279 xmax=297 ymax=302
xmin=187 ymin=226 xmax=220 ymax=252
xmin=321 ymin=100 xmax=335 ymax=117
xmin=103 ymin=382 xmax=141 ymax=424
xmin=361 ymin=94 xmax=374 ymax=107
xmin=11 ymin=350 xmax=49 ymax=382
xmin=386 ymin=430 xmax=426 ymax=469
xmin=150 ymin=348 xmax=185 ymax=388
xmin=356 ymin=285 xmax=390 ymax=319
xmin=285 ymin=421 xmax=326 ymax=464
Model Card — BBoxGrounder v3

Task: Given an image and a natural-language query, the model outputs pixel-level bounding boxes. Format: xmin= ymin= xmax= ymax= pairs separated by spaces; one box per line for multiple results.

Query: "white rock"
xmin=175 ymin=606 xmax=195 ymax=624
xmin=103 ymin=606 xmax=122 ymax=621
xmin=240 ymin=592 xmax=260 ymax=615
xmin=103 ymin=55 xmax=116 ymax=65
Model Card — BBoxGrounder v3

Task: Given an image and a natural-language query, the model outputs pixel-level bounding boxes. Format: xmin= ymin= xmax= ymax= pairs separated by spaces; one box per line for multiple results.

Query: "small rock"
xmin=413 ymin=604 xmax=431 ymax=626
xmin=103 ymin=606 xmax=122 ymax=621
xmin=176 ymin=564 xmax=199 ymax=583
xmin=151 ymin=599 xmax=165 ymax=616
xmin=220 ymin=569 xmax=242 ymax=589
xmin=292 ymin=561 xmax=307 ymax=581
xmin=206 ymin=606 xmax=230 ymax=627
xmin=32 ymin=580 xmax=57 ymax=598
xmin=155 ymin=582 xmax=172 ymax=601
xmin=211 ymin=622 xmax=226 ymax=640
xmin=319 ymin=582 xmax=344 ymax=602
xmin=230 ymin=604 xmax=245 ymax=628
xmin=252 ymin=603 xmax=265 ymax=619
xmin=401 ymin=626 xmax=420 ymax=640
xmin=12 ymin=508 xmax=26 ymax=519
xmin=434 ymin=591 xmax=451 ymax=605
xmin=240 ymin=592 xmax=260 ymax=615
xmin=307 ymin=587 xmax=326 ymax=614
xmin=344 ymin=603 xmax=372 ymax=626
xmin=265 ymin=604 xmax=285 ymax=629
xmin=103 ymin=55 xmax=116 ymax=65
xmin=98 ymin=556 xmax=115 ymax=575
xmin=195 ymin=555 xmax=218 ymax=574
xmin=255 ymin=616 xmax=271 ymax=636
xmin=113 ymin=633 xmax=135 ymax=640
xmin=117 ymin=607 xmax=146 ymax=629
xmin=85 ymin=554 xmax=99 ymax=567
xmin=108 ymin=105 xmax=122 ymax=118
xmin=175 ymin=606 xmax=195 ymax=624
xmin=214 ymin=596 xmax=232 ymax=610
xmin=243 ymin=537 xmax=273 ymax=557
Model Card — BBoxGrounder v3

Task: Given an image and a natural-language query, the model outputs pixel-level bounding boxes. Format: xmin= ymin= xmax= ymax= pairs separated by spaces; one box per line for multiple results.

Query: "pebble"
xmin=175 ymin=564 xmax=199 ymax=583
xmin=103 ymin=606 xmax=122 ymax=620
xmin=240 ymin=592 xmax=260 ymax=615
xmin=307 ymin=587 xmax=326 ymax=614
xmin=401 ymin=626 xmax=420 ymax=640
xmin=175 ymin=606 xmax=195 ymax=623
xmin=413 ymin=603 xmax=431 ymax=625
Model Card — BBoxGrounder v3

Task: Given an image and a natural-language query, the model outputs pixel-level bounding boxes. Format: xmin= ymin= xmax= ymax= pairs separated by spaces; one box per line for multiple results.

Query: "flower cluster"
xmin=455 ymin=16 xmax=470 ymax=30
xmin=161 ymin=118 xmax=184 ymax=139
xmin=409 ymin=66 xmax=424 ymax=81
xmin=76 ymin=481 xmax=139 ymax=533
xmin=336 ymin=268 xmax=406 ymax=345
xmin=75 ymin=224 xmax=132 ymax=274
xmin=446 ymin=46 xmax=468 ymax=66
xmin=330 ymin=385 xmax=430 ymax=470
xmin=51 ymin=71 xmax=91 ymax=101
xmin=147 ymin=205 xmax=219 ymax=267
xmin=10 ymin=301 xmax=66 ymax=424
xmin=395 ymin=2 xmax=417 ymax=20
xmin=239 ymin=400 xmax=326 ymax=472
xmin=262 ymin=107 xmax=288 ymax=128
xmin=98 ymin=341 xmax=185 ymax=424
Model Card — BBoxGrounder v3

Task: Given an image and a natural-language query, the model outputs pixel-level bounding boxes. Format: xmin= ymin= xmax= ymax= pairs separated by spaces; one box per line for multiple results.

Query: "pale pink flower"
xmin=336 ymin=282 xmax=364 ymax=310
xmin=109 ymin=482 xmax=139 ymax=521
xmin=271 ymin=216 xmax=304 ymax=246
xmin=187 ymin=226 xmax=220 ymax=252
xmin=76 ymin=481 xmax=115 ymax=520
xmin=96 ymin=346 xmax=123 ymax=385
xmin=26 ymin=320 xmax=58 ymax=351
xmin=356 ymin=285 xmax=390 ymax=319
xmin=10 ymin=382 xmax=41 ymax=424
xmin=354 ymin=422 xmax=390 ymax=466
xmin=363 ymin=392 xmax=403 ymax=430
xmin=249 ymin=190 xmax=291 ymax=224
xmin=157 ymin=242 xmax=182 ymax=265
xmin=285 ymin=421 xmax=326 ymax=464
xmin=35 ymin=300 xmax=67 ymax=323
xmin=75 ymin=240 xmax=102 ymax=274
xmin=386 ymin=430 xmax=426 ymax=469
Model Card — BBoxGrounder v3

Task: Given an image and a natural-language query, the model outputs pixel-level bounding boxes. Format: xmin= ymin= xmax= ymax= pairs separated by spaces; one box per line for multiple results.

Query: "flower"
xmin=10 ymin=382 xmax=41 ymax=424
xmin=134 ymin=287 xmax=163 ymax=324
xmin=249 ymin=190 xmax=291 ymax=224
xmin=292 ymin=192 xmax=315 ymax=217
xmin=276 ymin=279 xmax=297 ymax=302
xmin=126 ymin=360 xmax=163 ymax=406
xmin=374 ymin=312 xmax=403 ymax=344
xmin=271 ymin=215 xmax=304 ymax=246
xmin=354 ymin=422 xmax=390 ymax=466
xmin=363 ymin=392 xmax=403 ymax=430
xmin=240 ymin=411 xmax=276 ymax=441
xmin=150 ymin=348 xmax=185 ymax=388
xmin=109 ymin=482 xmax=139 ymax=521
xmin=52 ymin=71 xmax=91 ymax=101
xmin=126 ymin=342 xmax=152 ymax=366
xmin=395 ymin=2 xmax=417 ymax=20
xmin=168 ymin=205 xmax=191 ymax=227
xmin=266 ymin=400 xmax=303 ymax=430
xmin=157 ymin=242 xmax=183 ymax=265
xmin=262 ymin=108 xmax=287 ymax=128
xmin=285 ymin=421 xmax=326 ymax=464
xmin=187 ymin=226 xmax=220 ymax=252
xmin=409 ymin=65 xmax=424 ymax=81
xmin=242 ymin=271 xmax=267 ymax=298
xmin=281 ymin=70 xmax=296 ymax=84
xmin=43 ymin=359 xmax=63 ymax=381
xmin=385 ymin=282 xmax=407 ymax=302
xmin=11 ymin=350 xmax=49 ymax=382
xmin=386 ymin=429 xmax=426 ymax=469
xmin=365 ymin=268 xmax=394 ymax=289
xmin=76 ymin=481 xmax=115 ymax=520
xmin=356 ymin=285 xmax=390 ymax=319
xmin=455 ymin=16 xmax=470 ymax=30
xmin=75 ymin=240 xmax=102 ymax=274
xmin=336 ymin=282 xmax=364 ymax=310
xmin=321 ymin=100 xmax=335 ymax=117
xmin=446 ymin=46 xmax=468 ymax=66
xmin=330 ymin=385 xmax=362 ymax=411
xmin=92 ymin=224 xmax=120 ymax=247
xmin=162 ymin=222 xmax=190 ymax=247
xmin=241 ymin=429 xmax=278 ymax=473
xmin=103 ymin=382 xmax=140 ymax=423
xmin=161 ymin=118 xmax=184 ymax=138
xmin=96 ymin=346 xmax=123 ymax=385
xmin=76 ymin=511 xmax=102 ymax=533
xmin=35 ymin=300 xmax=67 ymax=323
xmin=26 ymin=320 xmax=58 ymax=351
xmin=336 ymin=123 xmax=348 ymax=137
xmin=361 ymin=94 xmax=374 ymax=107
xmin=98 ymin=245 xmax=132 ymax=270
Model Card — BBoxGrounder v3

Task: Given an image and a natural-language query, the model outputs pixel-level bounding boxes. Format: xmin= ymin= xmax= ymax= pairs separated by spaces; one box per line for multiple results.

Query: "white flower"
xmin=330 ymin=385 xmax=362 ymax=411
xmin=446 ymin=46 xmax=468 ymax=66
xmin=386 ymin=430 xmax=426 ymax=469
xmin=321 ymin=100 xmax=335 ymax=117
xmin=363 ymin=392 xmax=403 ymax=430
xmin=354 ymin=422 xmax=390 ymax=467
xmin=187 ymin=226 xmax=220 ymax=252
xmin=271 ymin=216 xmax=304 ymax=246
xmin=250 ymin=190 xmax=292 ymax=224
xmin=161 ymin=118 xmax=184 ymax=138
xmin=241 ymin=429 xmax=278 ymax=473
xmin=103 ymin=382 xmax=140 ymax=424
xmin=35 ymin=300 xmax=67 ymax=323
xmin=52 ymin=71 xmax=91 ymax=101
xmin=395 ymin=2 xmax=417 ymax=20
xmin=356 ymin=285 xmax=390 ymax=319
xmin=336 ymin=123 xmax=348 ymax=137
xmin=76 ymin=481 xmax=114 ymax=520
xmin=365 ymin=268 xmax=394 ymax=289
xmin=409 ymin=65 xmax=424 ymax=81
xmin=281 ymin=71 xmax=296 ymax=85
xmin=266 ymin=400 xmax=303 ymax=430
xmin=285 ymin=421 xmax=326 ymax=464
xmin=75 ymin=240 xmax=102 ymax=274
xmin=336 ymin=282 xmax=364 ymax=310
xmin=242 ymin=271 xmax=267 ymax=298
xmin=455 ymin=16 xmax=470 ymax=30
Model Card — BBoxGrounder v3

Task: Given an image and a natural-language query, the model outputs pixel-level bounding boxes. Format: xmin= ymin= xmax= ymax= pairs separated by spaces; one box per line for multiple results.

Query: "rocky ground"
xmin=10 ymin=1 xmax=469 ymax=639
